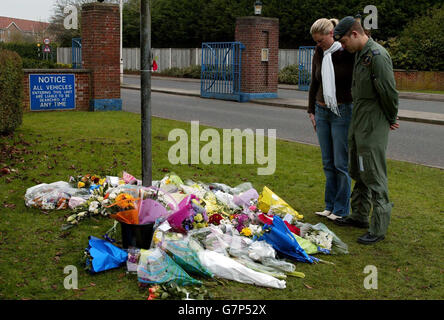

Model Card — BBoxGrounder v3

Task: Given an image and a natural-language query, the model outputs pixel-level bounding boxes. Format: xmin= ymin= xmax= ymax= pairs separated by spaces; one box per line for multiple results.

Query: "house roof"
xmin=0 ymin=16 xmax=49 ymax=32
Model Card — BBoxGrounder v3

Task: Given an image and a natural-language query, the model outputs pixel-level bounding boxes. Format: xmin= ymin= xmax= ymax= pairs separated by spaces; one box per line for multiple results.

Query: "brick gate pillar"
xmin=81 ymin=2 xmax=122 ymax=111
xmin=235 ymin=16 xmax=279 ymax=101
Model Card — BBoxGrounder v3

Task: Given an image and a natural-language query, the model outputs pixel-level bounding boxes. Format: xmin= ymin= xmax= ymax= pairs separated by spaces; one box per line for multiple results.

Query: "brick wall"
xmin=22 ymin=69 xmax=91 ymax=112
xmin=394 ymin=70 xmax=444 ymax=91
xmin=235 ymin=17 xmax=279 ymax=94
xmin=81 ymin=2 xmax=120 ymax=100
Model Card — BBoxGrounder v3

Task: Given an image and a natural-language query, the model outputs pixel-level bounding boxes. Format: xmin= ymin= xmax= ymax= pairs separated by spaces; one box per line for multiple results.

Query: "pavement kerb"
xmin=121 ymin=84 xmax=444 ymax=126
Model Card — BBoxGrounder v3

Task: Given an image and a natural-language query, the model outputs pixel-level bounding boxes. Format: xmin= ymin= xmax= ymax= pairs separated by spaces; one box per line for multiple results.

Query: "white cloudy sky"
xmin=1 ymin=0 xmax=57 ymax=22
xmin=1 ymin=0 xmax=122 ymax=22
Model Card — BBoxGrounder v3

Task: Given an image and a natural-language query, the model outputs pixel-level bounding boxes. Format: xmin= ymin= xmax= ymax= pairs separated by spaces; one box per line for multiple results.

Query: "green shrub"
xmin=181 ymin=65 xmax=201 ymax=78
xmin=157 ymin=65 xmax=201 ymax=79
xmin=278 ymin=64 xmax=299 ymax=85
xmin=0 ymin=42 xmax=38 ymax=59
xmin=0 ymin=50 xmax=24 ymax=134
xmin=21 ymin=58 xmax=63 ymax=69
xmin=382 ymin=4 xmax=444 ymax=71
xmin=0 ymin=42 xmax=60 ymax=68
xmin=278 ymin=64 xmax=311 ymax=85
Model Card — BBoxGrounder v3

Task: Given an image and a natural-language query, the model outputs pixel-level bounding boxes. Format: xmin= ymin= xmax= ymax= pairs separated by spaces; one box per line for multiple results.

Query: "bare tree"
xmin=48 ymin=0 xmax=121 ymax=46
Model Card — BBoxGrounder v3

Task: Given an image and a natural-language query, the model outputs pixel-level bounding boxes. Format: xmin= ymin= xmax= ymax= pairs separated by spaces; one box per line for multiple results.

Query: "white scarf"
xmin=321 ymin=41 xmax=342 ymax=116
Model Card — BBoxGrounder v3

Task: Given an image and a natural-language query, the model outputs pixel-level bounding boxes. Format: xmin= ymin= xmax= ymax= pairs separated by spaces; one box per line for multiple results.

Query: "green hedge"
xmin=278 ymin=64 xmax=311 ymax=85
xmin=21 ymin=58 xmax=70 ymax=69
xmin=0 ymin=42 xmax=68 ymax=70
xmin=0 ymin=42 xmax=38 ymax=59
xmin=157 ymin=65 xmax=201 ymax=78
xmin=382 ymin=5 xmax=444 ymax=71
xmin=0 ymin=50 xmax=24 ymax=134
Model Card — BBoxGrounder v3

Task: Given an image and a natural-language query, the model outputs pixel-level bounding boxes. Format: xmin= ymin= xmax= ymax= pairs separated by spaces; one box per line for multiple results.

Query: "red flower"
xmin=147 ymin=293 xmax=157 ymax=300
xmin=149 ymin=285 xmax=159 ymax=294
xmin=209 ymin=213 xmax=223 ymax=225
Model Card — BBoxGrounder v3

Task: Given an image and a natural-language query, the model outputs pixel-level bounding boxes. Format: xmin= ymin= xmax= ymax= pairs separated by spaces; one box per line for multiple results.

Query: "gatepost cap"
xmin=334 ymin=16 xmax=355 ymax=41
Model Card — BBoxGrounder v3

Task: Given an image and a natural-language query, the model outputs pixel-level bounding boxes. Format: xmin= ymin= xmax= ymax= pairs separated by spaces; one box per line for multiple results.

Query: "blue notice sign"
xmin=29 ymin=74 xmax=75 ymax=111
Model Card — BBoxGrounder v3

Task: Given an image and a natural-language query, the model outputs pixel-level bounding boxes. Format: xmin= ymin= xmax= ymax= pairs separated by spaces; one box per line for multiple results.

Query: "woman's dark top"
xmin=307 ymin=45 xmax=355 ymax=114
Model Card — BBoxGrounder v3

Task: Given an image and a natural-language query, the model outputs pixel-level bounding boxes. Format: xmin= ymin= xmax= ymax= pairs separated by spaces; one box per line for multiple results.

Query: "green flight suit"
xmin=348 ymin=38 xmax=399 ymax=237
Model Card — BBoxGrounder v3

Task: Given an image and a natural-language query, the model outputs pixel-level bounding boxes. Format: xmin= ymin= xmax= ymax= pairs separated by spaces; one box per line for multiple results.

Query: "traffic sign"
xmin=44 ymin=38 xmax=50 ymax=45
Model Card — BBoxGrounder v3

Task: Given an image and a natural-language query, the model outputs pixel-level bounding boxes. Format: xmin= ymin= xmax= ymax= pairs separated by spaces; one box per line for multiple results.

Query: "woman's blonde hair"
xmin=310 ymin=18 xmax=339 ymax=35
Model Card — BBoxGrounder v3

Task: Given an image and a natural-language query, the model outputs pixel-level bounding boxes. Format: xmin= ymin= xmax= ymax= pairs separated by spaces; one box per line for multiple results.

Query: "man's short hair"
xmin=345 ymin=20 xmax=365 ymax=37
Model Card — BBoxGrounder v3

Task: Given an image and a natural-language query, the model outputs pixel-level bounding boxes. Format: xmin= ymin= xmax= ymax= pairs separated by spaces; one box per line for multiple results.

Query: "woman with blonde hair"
xmin=307 ymin=18 xmax=354 ymax=221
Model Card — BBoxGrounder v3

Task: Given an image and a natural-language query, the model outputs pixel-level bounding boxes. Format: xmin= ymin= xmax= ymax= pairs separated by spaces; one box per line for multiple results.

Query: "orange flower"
xmin=115 ymin=193 xmax=136 ymax=209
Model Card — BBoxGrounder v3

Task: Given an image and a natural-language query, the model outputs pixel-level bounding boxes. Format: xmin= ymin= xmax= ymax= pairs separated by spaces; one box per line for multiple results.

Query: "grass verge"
xmin=0 ymin=111 xmax=443 ymax=300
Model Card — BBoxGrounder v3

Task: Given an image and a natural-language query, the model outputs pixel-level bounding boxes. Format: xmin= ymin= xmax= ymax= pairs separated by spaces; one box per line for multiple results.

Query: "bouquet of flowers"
xmin=147 ymin=283 xmax=212 ymax=300
xmin=69 ymin=174 xmax=106 ymax=191
xmin=168 ymin=195 xmax=209 ymax=233
xmin=65 ymin=183 xmax=112 ymax=226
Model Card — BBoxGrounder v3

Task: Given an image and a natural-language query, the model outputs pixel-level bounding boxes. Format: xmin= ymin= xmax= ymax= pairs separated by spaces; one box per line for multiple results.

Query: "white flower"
xmin=109 ymin=192 xmax=117 ymax=200
xmin=249 ymin=224 xmax=262 ymax=234
xmin=97 ymin=196 xmax=104 ymax=202
xmin=77 ymin=212 xmax=87 ymax=218
xmin=88 ymin=201 xmax=100 ymax=212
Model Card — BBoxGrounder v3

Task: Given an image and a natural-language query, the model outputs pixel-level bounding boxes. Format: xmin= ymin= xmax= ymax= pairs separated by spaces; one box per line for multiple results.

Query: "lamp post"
xmin=254 ymin=0 xmax=263 ymax=15
xmin=140 ymin=0 xmax=152 ymax=186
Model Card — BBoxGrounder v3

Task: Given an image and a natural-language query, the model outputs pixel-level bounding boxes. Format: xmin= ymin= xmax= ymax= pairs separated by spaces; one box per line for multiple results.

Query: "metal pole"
xmin=140 ymin=0 xmax=152 ymax=186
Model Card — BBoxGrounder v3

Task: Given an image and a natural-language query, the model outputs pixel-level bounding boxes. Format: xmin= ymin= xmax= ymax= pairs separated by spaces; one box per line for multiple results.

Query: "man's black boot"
xmin=334 ymin=216 xmax=369 ymax=228
xmin=357 ymin=232 xmax=385 ymax=245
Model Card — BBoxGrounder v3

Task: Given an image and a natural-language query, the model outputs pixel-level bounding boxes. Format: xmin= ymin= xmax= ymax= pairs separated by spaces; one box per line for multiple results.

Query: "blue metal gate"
xmin=201 ymin=42 xmax=245 ymax=102
xmin=298 ymin=46 xmax=315 ymax=91
xmin=72 ymin=38 xmax=82 ymax=69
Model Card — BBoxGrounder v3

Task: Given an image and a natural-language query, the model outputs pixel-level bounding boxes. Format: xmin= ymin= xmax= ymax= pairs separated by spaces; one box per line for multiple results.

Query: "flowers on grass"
xmin=70 ymin=174 xmax=106 ymax=190
xmin=114 ymin=193 xmax=136 ymax=209
xmin=146 ymin=283 xmax=211 ymax=300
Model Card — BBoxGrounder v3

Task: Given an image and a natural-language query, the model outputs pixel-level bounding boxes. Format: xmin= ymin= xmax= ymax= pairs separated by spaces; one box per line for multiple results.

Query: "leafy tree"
xmin=51 ymin=0 xmax=444 ymax=53
xmin=382 ymin=4 xmax=444 ymax=71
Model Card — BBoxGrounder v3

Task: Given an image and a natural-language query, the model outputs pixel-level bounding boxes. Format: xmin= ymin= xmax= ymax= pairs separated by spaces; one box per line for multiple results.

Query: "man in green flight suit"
xmin=332 ymin=16 xmax=399 ymax=245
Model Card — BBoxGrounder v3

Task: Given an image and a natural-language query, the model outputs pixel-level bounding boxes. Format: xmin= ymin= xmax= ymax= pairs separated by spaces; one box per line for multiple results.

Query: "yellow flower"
xmin=241 ymin=227 xmax=252 ymax=237
xmin=99 ymin=178 xmax=106 ymax=185
xmin=165 ymin=178 xmax=171 ymax=184
xmin=194 ymin=214 xmax=203 ymax=223
xmin=78 ymin=182 xmax=85 ymax=188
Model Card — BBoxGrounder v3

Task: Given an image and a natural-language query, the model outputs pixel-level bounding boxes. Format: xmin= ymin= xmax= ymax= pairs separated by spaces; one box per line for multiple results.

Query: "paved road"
xmin=122 ymin=88 xmax=444 ymax=169
xmin=123 ymin=75 xmax=444 ymax=114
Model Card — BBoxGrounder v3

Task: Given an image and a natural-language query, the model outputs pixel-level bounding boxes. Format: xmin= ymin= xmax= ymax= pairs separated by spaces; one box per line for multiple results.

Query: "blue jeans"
xmin=315 ymin=103 xmax=352 ymax=217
